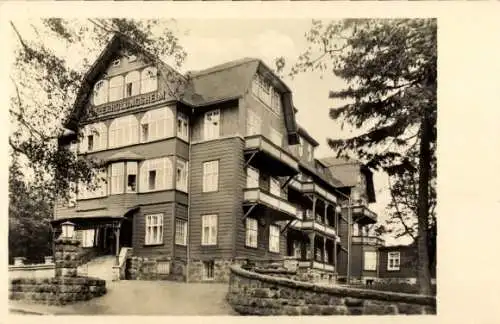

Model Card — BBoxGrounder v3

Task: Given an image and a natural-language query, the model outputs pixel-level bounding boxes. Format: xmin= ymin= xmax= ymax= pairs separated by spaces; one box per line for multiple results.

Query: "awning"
xmin=103 ymin=151 xmax=145 ymax=164
xmin=51 ymin=206 xmax=139 ymax=225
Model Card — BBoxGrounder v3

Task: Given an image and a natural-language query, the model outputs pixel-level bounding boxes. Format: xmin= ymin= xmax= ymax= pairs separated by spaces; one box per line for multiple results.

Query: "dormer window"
xmin=252 ymin=74 xmax=280 ymax=114
xmin=112 ymin=59 xmax=121 ymax=67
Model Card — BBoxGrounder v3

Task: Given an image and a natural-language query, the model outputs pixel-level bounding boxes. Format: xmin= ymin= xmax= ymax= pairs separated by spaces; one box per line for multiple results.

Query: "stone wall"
xmin=188 ymin=258 xmax=247 ymax=283
xmin=9 ymin=264 xmax=55 ymax=280
xmin=227 ymin=265 xmax=436 ymax=315
xmin=9 ymin=277 xmax=106 ymax=306
xmin=126 ymin=256 xmax=188 ymax=281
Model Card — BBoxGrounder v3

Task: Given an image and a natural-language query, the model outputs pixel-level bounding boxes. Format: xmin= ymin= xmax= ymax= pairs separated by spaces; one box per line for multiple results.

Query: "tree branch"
xmin=388 ymin=176 xmax=416 ymax=240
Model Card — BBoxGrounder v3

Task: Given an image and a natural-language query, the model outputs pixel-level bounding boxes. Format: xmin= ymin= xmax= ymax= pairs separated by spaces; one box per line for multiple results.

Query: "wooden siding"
xmin=133 ymin=202 xmax=175 ymax=258
xmin=191 ymin=103 xmax=241 ymax=142
xmin=235 ymin=207 xmax=288 ymax=260
xmin=378 ymin=246 xmax=418 ymax=279
xmin=188 ymin=137 xmax=245 ymax=260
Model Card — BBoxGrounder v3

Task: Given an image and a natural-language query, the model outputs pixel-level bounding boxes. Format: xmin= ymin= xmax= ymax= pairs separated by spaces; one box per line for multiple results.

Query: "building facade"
xmin=53 ymin=35 xmax=379 ymax=283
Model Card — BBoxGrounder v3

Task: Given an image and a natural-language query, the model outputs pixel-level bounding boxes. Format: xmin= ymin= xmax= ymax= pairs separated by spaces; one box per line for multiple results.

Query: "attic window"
xmin=112 ymin=59 xmax=121 ymax=67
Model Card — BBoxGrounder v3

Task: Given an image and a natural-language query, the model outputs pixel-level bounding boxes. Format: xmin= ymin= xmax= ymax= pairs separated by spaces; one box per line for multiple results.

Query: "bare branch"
xmin=388 ymin=176 xmax=416 ymax=240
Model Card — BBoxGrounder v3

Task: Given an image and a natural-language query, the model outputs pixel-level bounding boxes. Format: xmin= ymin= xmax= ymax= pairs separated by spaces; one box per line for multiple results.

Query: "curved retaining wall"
xmin=227 ymin=265 xmax=436 ymax=315
xmin=9 ymin=276 xmax=106 ymax=306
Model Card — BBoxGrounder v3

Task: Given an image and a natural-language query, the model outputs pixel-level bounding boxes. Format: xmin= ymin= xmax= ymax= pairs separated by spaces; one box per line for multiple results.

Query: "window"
xmin=201 ymin=214 xmax=217 ymax=245
xmin=269 ymin=177 xmax=281 ymax=197
xmin=364 ymin=251 xmax=377 ymax=271
xmin=128 ymin=55 xmax=137 ymax=62
xmin=141 ymin=67 xmax=158 ymax=94
xmin=109 ymin=75 xmax=124 ymax=101
xmin=353 ymin=223 xmax=360 ymax=236
xmin=203 ymin=261 xmax=215 ymax=280
xmin=112 ymin=59 xmax=121 ymax=67
xmin=81 ymin=229 xmax=95 ymax=248
xmin=140 ymin=107 xmax=174 ymax=142
xmin=92 ymin=80 xmax=108 ymax=105
xmin=176 ymin=159 xmax=188 ymax=192
xmin=125 ymin=71 xmax=141 ymax=97
xmin=177 ymin=113 xmax=189 ymax=141
xmin=87 ymin=135 xmax=94 ymax=151
xmin=110 ymin=162 xmax=124 ymax=195
xmin=246 ymin=166 xmax=259 ymax=188
xmin=202 ymin=160 xmax=219 ymax=192
xmin=306 ymin=144 xmax=313 ymax=161
xmin=157 ymin=262 xmax=170 ymax=274
xmin=269 ymin=127 xmax=282 ymax=147
xmin=269 ymin=224 xmax=280 ymax=253
xmin=387 ymin=252 xmax=401 ymax=271
xmin=145 ymin=213 xmax=163 ymax=245
xmin=246 ymin=110 xmax=261 ymax=136
xmin=252 ymin=74 xmax=278 ymax=112
xmin=80 ymin=122 xmax=107 ymax=153
xmin=245 ymin=218 xmax=258 ymax=248
xmin=140 ymin=157 xmax=173 ymax=192
xmin=77 ymin=169 xmax=107 ymax=200
xmin=204 ymin=109 xmax=220 ymax=140
xmin=126 ymin=162 xmax=137 ymax=193
xmin=109 ymin=115 xmax=138 ymax=148
xmin=175 ymin=219 xmax=187 ymax=246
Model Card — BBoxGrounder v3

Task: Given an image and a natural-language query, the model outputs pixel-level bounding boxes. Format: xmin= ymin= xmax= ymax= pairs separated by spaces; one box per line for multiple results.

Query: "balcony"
xmin=288 ymin=179 xmax=337 ymax=205
xmin=351 ymin=205 xmax=378 ymax=224
xmin=291 ymin=219 xmax=338 ymax=239
xmin=298 ymin=260 xmax=335 ymax=272
xmin=243 ymin=188 xmax=297 ymax=221
xmin=352 ymin=236 xmax=384 ymax=246
xmin=89 ymin=90 xmax=167 ymax=118
xmin=244 ymin=135 xmax=299 ymax=176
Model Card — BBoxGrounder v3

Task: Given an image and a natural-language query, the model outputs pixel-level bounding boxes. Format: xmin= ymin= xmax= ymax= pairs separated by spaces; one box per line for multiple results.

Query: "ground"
xmin=10 ymin=281 xmax=238 ymax=315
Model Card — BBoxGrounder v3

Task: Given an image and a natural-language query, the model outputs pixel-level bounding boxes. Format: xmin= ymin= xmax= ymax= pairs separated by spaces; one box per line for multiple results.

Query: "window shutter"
xmin=140 ymin=162 xmax=148 ymax=192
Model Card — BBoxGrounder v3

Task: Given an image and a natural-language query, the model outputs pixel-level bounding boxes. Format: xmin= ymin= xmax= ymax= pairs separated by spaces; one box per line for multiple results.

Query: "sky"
xmin=172 ymin=19 xmax=408 ymax=245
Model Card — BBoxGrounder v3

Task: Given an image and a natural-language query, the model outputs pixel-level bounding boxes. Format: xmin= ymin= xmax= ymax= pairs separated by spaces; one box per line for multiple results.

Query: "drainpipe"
xmin=185 ymin=107 xmax=194 ymax=283
xmin=346 ymin=195 xmax=352 ymax=285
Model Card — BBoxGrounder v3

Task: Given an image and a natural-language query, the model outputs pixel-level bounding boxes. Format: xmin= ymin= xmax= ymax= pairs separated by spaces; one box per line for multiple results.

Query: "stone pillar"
xmin=311 ymin=197 xmax=317 ymax=220
xmin=54 ymin=238 xmax=81 ymax=278
xmin=334 ymin=239 xmax=338 ymax=271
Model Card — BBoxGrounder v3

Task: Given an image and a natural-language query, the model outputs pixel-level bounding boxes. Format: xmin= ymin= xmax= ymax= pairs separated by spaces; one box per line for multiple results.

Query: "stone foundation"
xmin=126 ymin=256 xmax=187 ymax=281
xmin=227 ymin=265 xmax=436 ymax=315
xmin=9 ymin=277 xmax=106 ymax=306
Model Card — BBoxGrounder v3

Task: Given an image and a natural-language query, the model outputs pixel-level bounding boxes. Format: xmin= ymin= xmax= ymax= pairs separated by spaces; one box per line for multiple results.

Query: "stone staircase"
xmin=78 ymin=255 xmax=116 ymax=281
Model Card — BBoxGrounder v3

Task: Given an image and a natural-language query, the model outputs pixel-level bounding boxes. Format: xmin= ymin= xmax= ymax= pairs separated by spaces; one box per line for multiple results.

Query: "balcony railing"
xmin=351 ymin=205 xmax=378 ymax=223
xmin=291 ymin=219 xmax=337 ymax=238
xmin=288 ymin=179 xmax=337 ymax=205
xmin=90 ymin=90 xmax=167 ymax=117
xmin=244 ymin=135 xmax=299 ymax=173
xmin=351 ymin=236 xmax=384 ymax=245
xmin=243 ymin=188 xmax=297 ymax=218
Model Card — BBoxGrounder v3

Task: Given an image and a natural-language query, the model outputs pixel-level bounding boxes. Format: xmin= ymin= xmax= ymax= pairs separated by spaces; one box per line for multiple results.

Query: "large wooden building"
xmin=53 ymin=35 xmax=379 ymax=283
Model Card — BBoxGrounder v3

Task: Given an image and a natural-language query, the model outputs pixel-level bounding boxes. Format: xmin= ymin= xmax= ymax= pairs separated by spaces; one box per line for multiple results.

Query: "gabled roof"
xmin=64 ymin=36 xmax=299 ymax=144
xmin=181 ymin=57 xmax=299 ymax=144
xmin=65 ymin=34 xmax=186 ymax=131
